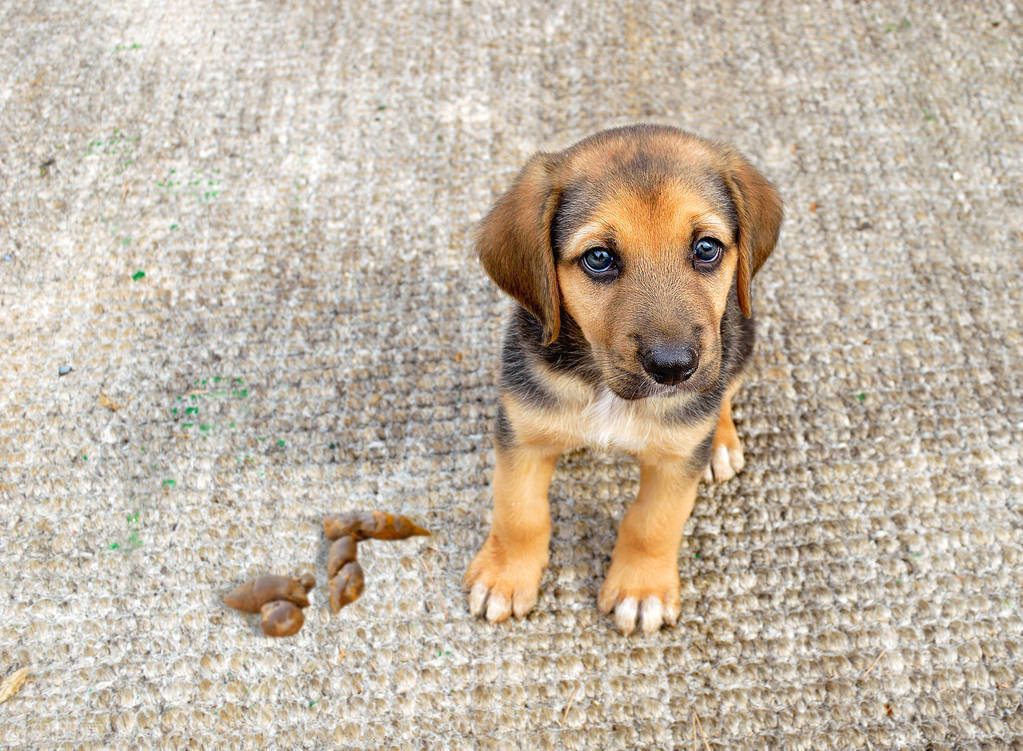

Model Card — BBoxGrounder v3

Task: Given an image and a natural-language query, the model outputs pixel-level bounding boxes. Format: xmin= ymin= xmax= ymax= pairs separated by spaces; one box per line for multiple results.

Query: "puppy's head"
xmin=477 ymin=125 xmax=782 ymax=400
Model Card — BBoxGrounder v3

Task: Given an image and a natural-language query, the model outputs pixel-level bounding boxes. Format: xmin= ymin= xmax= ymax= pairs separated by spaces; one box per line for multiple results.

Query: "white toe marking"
xmin=511 ymin=588 xmax=537 ymax=619
xmin=469 ymin=582 xmax=489 ymax=616
xmin=485 ymin=592 xmax=511 ymax=622
xmin=703 ymin=464 xmax=713 ymax=483
xmin=614 ymin=597 xmax=638 ymax=635
xmin=712 ymin=444 xmax=733 ymax=482
xmin=664 ymin=597 xmax=680 ymax=626
xmin=729 ymin=447 xmax=745 ymax=473
xmin=639 ymin=596 xmax=664 ymax=633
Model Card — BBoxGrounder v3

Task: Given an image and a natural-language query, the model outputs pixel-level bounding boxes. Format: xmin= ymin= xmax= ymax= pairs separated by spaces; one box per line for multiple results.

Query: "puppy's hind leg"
xmin=704 ymin=385 xmax=745 ymax=484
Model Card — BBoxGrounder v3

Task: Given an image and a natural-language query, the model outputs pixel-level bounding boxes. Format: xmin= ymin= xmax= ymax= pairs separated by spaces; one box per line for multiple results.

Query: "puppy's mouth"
xmin=602 ymin=355 xmax=720 ymax=401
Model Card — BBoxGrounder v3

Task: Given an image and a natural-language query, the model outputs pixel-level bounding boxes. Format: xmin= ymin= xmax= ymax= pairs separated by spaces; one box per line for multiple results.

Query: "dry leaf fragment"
xmin=0 ymin=667 xmax=30 ymax=704
xmin=99 ymin=392 xmax=120 ymax=411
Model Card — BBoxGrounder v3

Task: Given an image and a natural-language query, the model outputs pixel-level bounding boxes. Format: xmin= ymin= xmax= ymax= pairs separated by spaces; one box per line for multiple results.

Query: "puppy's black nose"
xmin=640 ymin=344 xmax=699 ymax=385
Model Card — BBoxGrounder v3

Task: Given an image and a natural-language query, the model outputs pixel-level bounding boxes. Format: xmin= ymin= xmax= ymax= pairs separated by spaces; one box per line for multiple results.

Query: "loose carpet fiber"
xmin=1 ymin=1 xmax=1022 ymax=749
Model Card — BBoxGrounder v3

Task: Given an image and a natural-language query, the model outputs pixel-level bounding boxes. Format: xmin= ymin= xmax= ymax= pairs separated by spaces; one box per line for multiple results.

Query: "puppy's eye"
xmin=692 ymin=237 xmax=723 ymax=267
xmin=580 ymin=247 xmax=618 ymax=279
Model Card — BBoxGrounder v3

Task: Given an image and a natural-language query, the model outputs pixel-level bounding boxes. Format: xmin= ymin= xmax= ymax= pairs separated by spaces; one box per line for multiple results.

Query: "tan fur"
xmin=557 ymin=183 xmax=737 ymax=383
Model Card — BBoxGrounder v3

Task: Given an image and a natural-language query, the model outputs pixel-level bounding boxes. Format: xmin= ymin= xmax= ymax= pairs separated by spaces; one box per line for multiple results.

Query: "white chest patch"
xmin=580 ymin=391 xmax=653 ymax=452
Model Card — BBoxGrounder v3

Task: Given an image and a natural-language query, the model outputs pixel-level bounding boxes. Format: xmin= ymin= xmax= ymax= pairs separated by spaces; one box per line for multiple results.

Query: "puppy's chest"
xmin=577 ymin=392 xmax=654 ymax=451
xmin=568 ymin=391 xmax=713 ymax=457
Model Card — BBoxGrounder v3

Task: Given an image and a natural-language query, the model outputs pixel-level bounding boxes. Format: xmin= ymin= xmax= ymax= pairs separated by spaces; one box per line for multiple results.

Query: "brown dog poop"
xmin=224 ymin=574 xmax=315 ymax=613
xmin=329 ymin=561 xmax=365 ymax=613
xmin=260 ymin=600 xmax=305 ymax=637
xmin=324 ymin=510 xmax=430 ymax=614
xmin=224 ymin=573 xmax=315 ymax=637
xmin=323 ymin=511 xmax=431 ymax=542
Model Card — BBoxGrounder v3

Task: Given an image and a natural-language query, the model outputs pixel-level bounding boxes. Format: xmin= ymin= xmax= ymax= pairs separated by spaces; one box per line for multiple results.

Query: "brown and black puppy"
xmin=465 ymin=125 xmax=782 ymax=635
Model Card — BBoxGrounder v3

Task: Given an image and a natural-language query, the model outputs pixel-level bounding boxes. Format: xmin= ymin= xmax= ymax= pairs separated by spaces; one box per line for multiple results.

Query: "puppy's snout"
xmin=639 ymin=344 xmax=699 ymax=385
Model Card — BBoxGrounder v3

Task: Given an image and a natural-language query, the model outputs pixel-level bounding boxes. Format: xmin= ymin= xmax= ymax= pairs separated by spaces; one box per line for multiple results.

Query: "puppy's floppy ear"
xmin=722 ymin=153 xmax=783 ymax=318
xmin=476 ymin=152 xmax=563 ymax=344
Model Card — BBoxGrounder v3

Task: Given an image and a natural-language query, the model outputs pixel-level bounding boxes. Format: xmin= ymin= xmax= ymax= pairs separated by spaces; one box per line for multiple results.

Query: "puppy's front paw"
xmin=703 ymin=441 xmax=744 ymax=484
xmin=703 ymin=416 xmax=745 ymax=484
xmin=464 ymin=535 xmax=546 ymax=623
xmin=598 ymin=551 xmax=680 ymax=635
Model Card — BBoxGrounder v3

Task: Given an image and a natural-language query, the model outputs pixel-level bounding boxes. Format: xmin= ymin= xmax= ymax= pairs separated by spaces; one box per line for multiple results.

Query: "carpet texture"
xmin=1 ymin=1 xmax=1022 ymax=749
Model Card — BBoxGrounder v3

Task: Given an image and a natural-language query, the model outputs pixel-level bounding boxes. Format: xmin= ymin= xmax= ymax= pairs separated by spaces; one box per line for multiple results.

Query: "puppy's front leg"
xmin=465 ymin=444 xmax=561 ymax=622
xmin=599 ymin=459 xmax=701 ymax=635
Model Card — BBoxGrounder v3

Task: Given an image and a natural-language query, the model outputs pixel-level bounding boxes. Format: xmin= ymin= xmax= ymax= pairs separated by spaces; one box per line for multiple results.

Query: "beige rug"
xmin=1 ymin=1 xmax=1021 ymax=748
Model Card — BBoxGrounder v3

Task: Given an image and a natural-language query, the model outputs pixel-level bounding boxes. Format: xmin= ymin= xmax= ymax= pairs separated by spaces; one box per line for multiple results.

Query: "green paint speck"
xmin=855 ymin=392 xmax=866 ymax=403
xmin=693 ymin=552 xmax=700 ymax=559
xmin=121 ymin=237 xmax=131 ymax=246
xmin=170 ymin=223 xmax=179 ymax=230
xmin=200 ymin=424 xmax=212 ymax=433
xmin=328 ymin=443 xmax=336 ymax=450
xmin=132 ymin=270 xmax=145 ymax=281
xmin=277 ymin=439 xmax=285 ymax=448
xmin=162 ymin=479 xmax=176 ymax=487
xmin=109 ymin=542 xmax=119 ymax=550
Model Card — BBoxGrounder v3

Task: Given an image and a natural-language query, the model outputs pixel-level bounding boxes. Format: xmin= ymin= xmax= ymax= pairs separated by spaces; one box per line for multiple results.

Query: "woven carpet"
xmin=1 ymin=1 xmax=1021 ymax=748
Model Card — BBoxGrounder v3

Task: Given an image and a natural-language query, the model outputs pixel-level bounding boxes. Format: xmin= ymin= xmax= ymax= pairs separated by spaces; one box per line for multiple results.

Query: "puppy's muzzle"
xmin=639 ymin=343 xmax=699 ymax=386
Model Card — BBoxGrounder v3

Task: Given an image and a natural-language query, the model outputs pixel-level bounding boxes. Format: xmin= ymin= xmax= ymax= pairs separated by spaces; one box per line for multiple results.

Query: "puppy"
xmin=465 ymin=124 xmax=782 ymax=635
